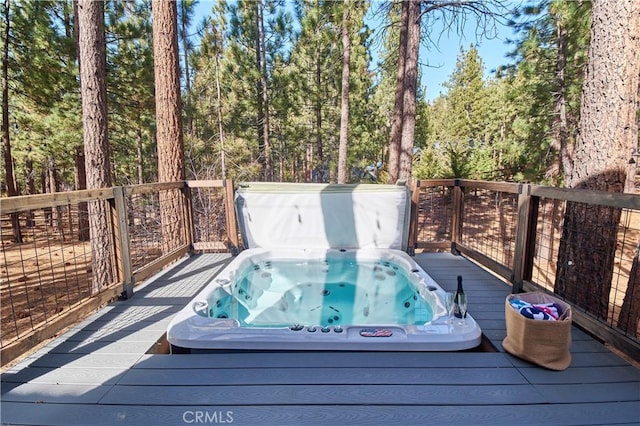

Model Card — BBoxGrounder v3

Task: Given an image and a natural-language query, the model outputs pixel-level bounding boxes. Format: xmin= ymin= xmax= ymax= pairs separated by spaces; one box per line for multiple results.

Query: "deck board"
xmin=116 ymin=366 xmax=530 ymax=386
xmin=518 ymin=365 xmax=640 ymax=384
xmin=2 ymin=252 xmax=639 ymax=426
xmin=9 ymin=353 xmax=142 ymax=370
xmin=0 ymin=383 xmax=112 ymax=404
xmin=2 ymin=401 xmax=638 ymax=426
xmin=1 ymin=366 xmax=129 ymax=386
xmin=99 ymin=383 xmax=546 ymax=406
xmin=132 ymin=351 xmax=513 ymax=369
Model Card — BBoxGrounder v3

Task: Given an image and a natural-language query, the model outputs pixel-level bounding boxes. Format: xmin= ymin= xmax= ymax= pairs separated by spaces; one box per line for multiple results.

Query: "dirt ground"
xmin=1 ymin=219 xmax=94 ymax=348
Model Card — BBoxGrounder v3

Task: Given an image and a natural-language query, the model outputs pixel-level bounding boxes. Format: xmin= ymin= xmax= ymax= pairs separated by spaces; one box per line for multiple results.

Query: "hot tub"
xmin=167 ymin=182 xmax=481 ymax=351
xmin=167 ymin=247 xmax=481 ymax=351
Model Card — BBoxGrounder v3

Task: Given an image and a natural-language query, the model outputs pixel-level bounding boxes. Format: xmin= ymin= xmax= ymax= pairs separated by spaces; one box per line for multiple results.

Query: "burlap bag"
xmin=502 ymin=292 xmax=572 ymax=371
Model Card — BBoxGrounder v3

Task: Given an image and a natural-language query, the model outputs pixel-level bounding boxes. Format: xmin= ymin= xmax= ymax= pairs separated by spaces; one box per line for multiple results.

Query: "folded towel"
xmin=510 ymin=298 xmax=563 ymax=321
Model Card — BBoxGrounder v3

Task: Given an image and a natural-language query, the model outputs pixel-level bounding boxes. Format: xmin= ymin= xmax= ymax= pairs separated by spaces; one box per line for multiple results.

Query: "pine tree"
xmin=179 ymin=0 xmax=197 ymax=135
xmin=106 ymin=0 xmax=155 ymax=185
xmin=1 ymin=0 xmax=21 ymax=242
xmin=223 ymin=0 xmax=293 ymax=181
xmin=434 ymin=46 xmax=487 ymax=179
xmin=337 ymin=0 xmax=351 ymax=184
xmin=508 ymin=0 xmax=590 ymax=184
xmin=555 ymin=0 xmax=640 ymax=320
xmin=77 ymin=0 xmax=113 ymax=292
xmin=385 ymin=0 xmax=509 ymax=182
xmin=152 ymin=0 xmax=186 ymax=253
xmin=290 ymin=0 xmax=341 ymax=181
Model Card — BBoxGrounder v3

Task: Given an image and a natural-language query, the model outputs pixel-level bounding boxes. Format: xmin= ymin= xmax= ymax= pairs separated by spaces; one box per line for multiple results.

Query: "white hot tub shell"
xmin=166 ymin=183 xmax=482 ymax=351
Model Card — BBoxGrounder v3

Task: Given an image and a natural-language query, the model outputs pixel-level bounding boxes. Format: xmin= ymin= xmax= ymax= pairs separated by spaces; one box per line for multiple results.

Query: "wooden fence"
xmin=411 ymin=179 xmax=640 ymax=360
xmin=1 ymin=179 xmax=638 ymax=365
xmin=0 ymin=180 xmax=236 ymax=365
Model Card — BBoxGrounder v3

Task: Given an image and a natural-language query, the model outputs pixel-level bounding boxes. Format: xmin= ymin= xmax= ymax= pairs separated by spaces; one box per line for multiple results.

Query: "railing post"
xmin=224 ymin=179 xmax=240 ymax=254
xmin=407 ymin=180 xmax=420 ymax=256
xmin=182 ymin=181 xmax=194 ymax=249
xmin=111 ymin=186 xmax=133 ymax=299
xmin=512 ymin=183 xmax=537 ymax=293
xmin=451 ymin=179 xmax=464 ymax=254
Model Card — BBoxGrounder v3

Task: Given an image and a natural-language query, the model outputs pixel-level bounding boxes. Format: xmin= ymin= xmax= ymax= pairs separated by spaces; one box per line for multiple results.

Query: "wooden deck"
xmin=2 ymin=253 xmax=639 ymax=425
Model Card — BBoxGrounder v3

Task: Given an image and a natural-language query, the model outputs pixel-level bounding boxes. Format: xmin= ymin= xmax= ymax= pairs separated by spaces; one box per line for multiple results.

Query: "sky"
xmin=192 ymin=1 xmax=518 ymax=102
xmin=416 ymin=26 xmax=516 ymax=101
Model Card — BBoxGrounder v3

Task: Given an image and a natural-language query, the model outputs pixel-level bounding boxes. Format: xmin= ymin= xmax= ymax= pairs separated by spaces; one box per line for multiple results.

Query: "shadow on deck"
xmin=1 ymin=253 xmax=639 ymax=426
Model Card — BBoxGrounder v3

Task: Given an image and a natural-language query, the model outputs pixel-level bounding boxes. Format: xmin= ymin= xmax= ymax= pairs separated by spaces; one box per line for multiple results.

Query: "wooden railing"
xmin=2 ymin=187 xmax=126 ymax=365
xmin=1 ymin=179 xmax=638 ymax=364
xmin=412 ymin=179 xmax=640 ymax=360
xmin=0 ymin=180 xmax=236 ymax=365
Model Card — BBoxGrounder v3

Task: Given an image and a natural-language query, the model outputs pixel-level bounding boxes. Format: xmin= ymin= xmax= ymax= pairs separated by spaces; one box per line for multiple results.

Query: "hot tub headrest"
xmin=235 ymin=182 xmax=411 ymax=251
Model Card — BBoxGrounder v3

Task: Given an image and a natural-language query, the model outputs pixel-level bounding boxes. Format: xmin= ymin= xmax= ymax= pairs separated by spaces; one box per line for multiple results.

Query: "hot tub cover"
xmin=235 ymin=182 xmax=411 ymax=251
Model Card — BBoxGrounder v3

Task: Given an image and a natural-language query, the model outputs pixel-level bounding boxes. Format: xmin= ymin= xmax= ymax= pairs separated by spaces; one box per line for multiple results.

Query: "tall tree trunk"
xmin=337 ymin=1 xmax=351 ymax=184
xmin=24 ymin=154 xmax=35 ymax=227
xmin=152 ymin=0 xmax=185 ymax=253
xmin=74 ymin=145 xmax=89 ymax=241
xmin=46 ymin=157 xmax=64 ymax=238
xmin=554 ymin=0 xmax=640 ymax=320
xmin=73 ymin=0 xmax=88 ymax=242
xmin=2 ymin=0 xmax=21 ymax=243
xmin=315 ymin=47 xmax=323 ymax=167
xmin=73 ymin=0 xmax=80 ymax=66
xmin=180 ymin=0 xmax=193 ymax=135
xmin=386 ymin=0 xmax=409 ymax=184
xmin=540 ymin=16 xmax=570 ymax=260
xmin=537 ymin=198 xmax=560 ymax=261
xmin=77 ymin=0 xmax=114 ymax=293
xmin=214 ymin=54 xmax=226 ymax=179
xmin=42 ymin=169 xmax=52 ymax=226
xmin=548 ymin=17 xmax=570 ymax=183
xmin=305 ymin=143 xmax=312 ymax=182
xmin=255 ymin=0 xmax=272 ymax=182
xmin=618 ymin=240 xmax=640 ymax=336
xmin=397 ymin=0 xmax=420 ymax=182
xmin=136 ymin=124 xmax=144 ymax=184
xmin=278 ymin=128 xmax=285 ymax=181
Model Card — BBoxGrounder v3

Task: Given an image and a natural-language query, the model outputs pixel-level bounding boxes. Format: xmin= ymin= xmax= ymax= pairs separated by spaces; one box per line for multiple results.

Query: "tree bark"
xmin=548 ymin=17 xmax=570 ymax=183
xmin=46 ymin=157 xmax=64 ymax=238
xmin=540 ymin=15 xmax=569 ymax=260
xmin=337 ymin=1 xmax=351 ymax=184
xmin=77 ymin=0 xmax=114 ymax=293
xmin=255 ymin=0 xmax=272 ymax=182
xmin=2 ymin=0 xmax=22 ymax=243
xmin=152 ymin=0 xmax=185 ymax=253
xmin=136 ymin=125 xmax=144 ymax=184
xmin=386 ymin=0 xmax=409 ymax=184
xmin=554 ymin=0 xmax=640 ymax=320
xmin=73 ymin=0 xmax=89 ymax=242
xmin=74 ymin=145 xmax=90 ymax=241
xmin=214 ymin=54 xmax=226 ymax=179
xmin=180 ymin=0 xmax=193 ymax=135
xmin=24 ymin=154 xmax=35 ymax=227
xmin=618 ymin=240 xmax=640 ymax=336
xmin=397 ymin=0 xmax=420 ymax=182
xmin=304 ymin=143 xmax=312 ymax=182
xmin=315 ymin=49 xmax=323 ymax=170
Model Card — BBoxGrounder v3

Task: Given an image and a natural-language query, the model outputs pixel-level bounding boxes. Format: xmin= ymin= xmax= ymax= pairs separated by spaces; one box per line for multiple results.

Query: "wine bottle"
xmin=453 ymin=275 xmax=465 ymax=318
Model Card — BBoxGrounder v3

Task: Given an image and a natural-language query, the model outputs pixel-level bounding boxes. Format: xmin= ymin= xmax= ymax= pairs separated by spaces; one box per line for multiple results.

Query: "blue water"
xmin=207 ymin=258 xmax=434 ymax=327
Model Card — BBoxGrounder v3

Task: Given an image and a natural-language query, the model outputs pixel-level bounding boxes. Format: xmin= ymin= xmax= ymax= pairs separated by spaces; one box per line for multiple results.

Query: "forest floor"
xmin=1 ymin=223 xmax=94 ymax=348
